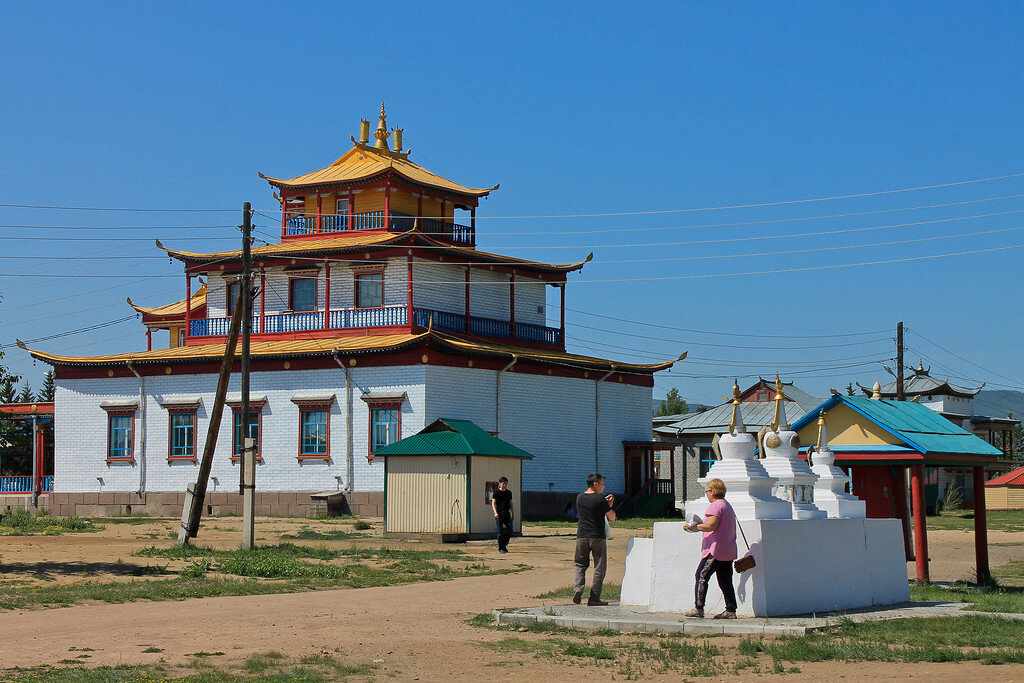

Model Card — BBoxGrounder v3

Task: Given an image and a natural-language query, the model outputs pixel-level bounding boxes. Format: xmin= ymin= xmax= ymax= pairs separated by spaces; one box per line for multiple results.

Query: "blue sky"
xmin=1 ymin=2 xmax=1022 ymax=407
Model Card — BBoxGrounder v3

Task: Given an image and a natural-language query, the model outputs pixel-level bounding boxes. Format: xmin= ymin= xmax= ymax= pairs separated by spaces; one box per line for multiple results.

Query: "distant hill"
xmin=975 ymin=390 xmax=1024 ymax=420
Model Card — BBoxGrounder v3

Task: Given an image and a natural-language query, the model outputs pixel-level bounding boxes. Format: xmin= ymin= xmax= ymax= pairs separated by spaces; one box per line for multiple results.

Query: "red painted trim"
xmin=146 ymin=328 xmax=152 ymax=351
xmin=315 ymin=193 xmax=322 ymax=234
xmin=470 ymin=207 xmax=476 ymax=246
xmin=184 ymin=275 xmax=192 ymax=341
xmin=367 ymin=400 xmax=403 ymax=461
xmin=106 ymin=409 xmax=136 ymax=464
xmin=288 ymin=275 xmax=319 ymax=313
xmin=910 ymin=463 xmax=929 ymax=582
xmin=417 ymin=193 xmax=423 ymax=228
xmin=509 ymin=271 xmax=515 ymax=339
xmin=280 ymin=190 xmax=288 ymax=239
xmin=407 ymin=256 xmax=413 ymax=323
xmin=296 ymin=402 xmax=331 ymax=461
xmin=0 ymin=402 xmax=56 ymax=417
xmin=323 ymin=261 xmax=331 ymax=330
xmin=167 ymin=407 xmax=199 ymax=462
xmin=260 ymin=268 xmax=266 ymax=334
xmin=559 ymin=284 xmax=566 ymax=342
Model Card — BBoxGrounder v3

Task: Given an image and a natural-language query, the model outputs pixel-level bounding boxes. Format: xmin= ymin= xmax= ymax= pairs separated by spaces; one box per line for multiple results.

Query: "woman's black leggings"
xmin=694 ymin=554 xmax=737 ymax=612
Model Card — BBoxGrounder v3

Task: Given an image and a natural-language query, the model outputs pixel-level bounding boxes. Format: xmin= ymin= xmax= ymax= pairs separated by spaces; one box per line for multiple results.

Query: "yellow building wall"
xmin=168 ymin=327 xmax=181 ymax=348
xmin=294 ymin=189 xmax=454 ymax=219
xmin=469 ymin=457 xmax=523 ymax=536
xmin=986 ymin=487 xmax=1024 ymax=510
xmin=385 ymin=455 xmax=467 ymax=534
xmin=796 ymin=403 xmax=905 ymax=448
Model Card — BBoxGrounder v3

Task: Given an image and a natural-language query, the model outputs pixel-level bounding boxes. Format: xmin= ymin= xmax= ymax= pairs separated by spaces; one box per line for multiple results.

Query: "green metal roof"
xmin=792 ymin=395 xmax=1003 ymax=457
xmin=372 ymin=418 xmax=535 ymax=459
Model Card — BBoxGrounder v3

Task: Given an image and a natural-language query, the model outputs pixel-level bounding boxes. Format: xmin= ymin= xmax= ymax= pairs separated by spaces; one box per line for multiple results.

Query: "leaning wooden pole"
xmin=177 ymin=270 xmax=247 ymax=545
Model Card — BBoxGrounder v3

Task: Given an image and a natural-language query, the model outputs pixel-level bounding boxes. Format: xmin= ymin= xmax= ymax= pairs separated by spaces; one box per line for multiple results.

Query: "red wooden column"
xmin=259 ymin=268 xmax=266 ymax=334
xmin=464 ymin=267 xmax=471 ymax=332
xmin=417 ymin=194 xmax=424 ymax=231
xmin=323 ymin=260 xmax=331 ymax=330
xmin=34 ymin=421 xmax=44 ymax=495
xmin=441 ymin=198 xmax=447 ymax=237
xmin=470 ymin=206 xmax=476 ymax=244
xmin=280 ymin=192 xmax=288 ymax=239
xmin=146 ymin=328 xmax=152 ymax=351
xmin=973 ymin=465 xmax=991 ymax=583
xmin=559 ymin=283 xmax=566 ymax=345
xmin=348 ymin=191 xmax=355 ymax=230
xmin=910 ymin=463 xmax=930 ymax=582
xmin=406 ymin=255 xmax=413 ymax=326
xmin=384 ymin=179 xmax=391 ymax=230
xmin=315 ymin=193 xmax=322 ymax=233
xmin=184 ymin=274 xmax=192 ymax=343
xmin=509 ymin=271 xmax=516 ymax=339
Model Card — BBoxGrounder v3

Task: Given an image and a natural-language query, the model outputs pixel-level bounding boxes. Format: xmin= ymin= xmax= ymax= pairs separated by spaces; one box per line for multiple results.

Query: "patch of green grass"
xmin=279 ymin=526 xmax=359 ymax=541
xmin=483 ymin=637 xmax=558 ymax=655
xmin=89 ymin=514 xmax=153 ymax=525
xmin=523 ymin=516 xmax=672 ymax=530
xmin=836 ymin=615 xmax=1024 ymax=648
xmin=187 ymin=651 xmax=225 ymax=658
xmin=466 ymin=613 xmax=495 ymax=627
xmin=563 ymin=642 xmax=615 ymax=660
xmin=910 ymin=581 xmax=1024 ymax=613
xmin=243 ymin=651 xmax=286 ymax=673
xmin=141 ymin=646 xmax=162 ymax=653
xmin=927 ymin=509 xmax=1024 ymax=532
xmin=533 ymin=583 xmax=621 ymax=601
xmin=0 ymin=509 xmax=99 ymax=536
xmin=334 ymin=545 xmax=469 ymax=561
xmin=352 ymin=520 xmax=372 ymax=531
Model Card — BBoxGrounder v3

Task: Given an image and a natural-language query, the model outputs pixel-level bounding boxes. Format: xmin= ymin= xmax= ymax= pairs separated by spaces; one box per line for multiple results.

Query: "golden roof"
xmin=259 ymin=142 xmax=497 ymax=199
xmin=20 ymin=330 xmax=684 ymax=375
xmin=128 ymin=283 xmax=206 ymax=320
xmin=157 ymin=233 xmax=592 ymax=275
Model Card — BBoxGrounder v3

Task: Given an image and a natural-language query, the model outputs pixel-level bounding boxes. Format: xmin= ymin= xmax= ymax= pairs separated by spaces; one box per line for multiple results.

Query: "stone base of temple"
xmin=621 ymin=519 xmax=909 ymax=617
xmin=42 ymin=491 xmax=384 ymax=518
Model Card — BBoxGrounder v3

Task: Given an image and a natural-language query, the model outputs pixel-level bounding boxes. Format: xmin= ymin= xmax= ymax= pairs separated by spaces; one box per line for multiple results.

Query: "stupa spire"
xmin=373 ymin=102 xmax=391 ymax=150
xmin=771 ymin=374 xmax=789 ymax=430
xmin=728 ymin=379 xmax=744 ymax=434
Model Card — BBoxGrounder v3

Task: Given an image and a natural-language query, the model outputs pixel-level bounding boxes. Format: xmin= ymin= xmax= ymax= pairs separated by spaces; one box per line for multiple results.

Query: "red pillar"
xmin=184 ymin=274 xmax=192 ymax=343
xmin=406 ymin=255 xmax=413 ymax=327
xmin=323 ymin=260 xmax=331 ymax=329
xmin=559 ymin=283 xmax=566 ymax=346
xmin=464 ymin=267 xmax=471 ymax=332
xmin=316 ymin=193 xmax=322 ymax=233
xmin=146 ymin=328 xmax=152 ymax=351
xmin=259 ymin=268 xmax=266 ymax=334
xmin=910 ymin=463 xmax=930 ymax=582
xmin=509 ymin=271 xmax=516 ymax=339
xmin=973 ymin=465 xmax=990 ymax=583
xmin=34 ymin=422 xmax=45 ymax=494
xmin=470 ymin=206 xmax=476 ymax=245
xmin=384 ymin=180 xmax=391 ymax=230
xmin=348 ymin=191 xmax=355 ymax=230
xmin=280 ymin=192 xmax=288 ymax=239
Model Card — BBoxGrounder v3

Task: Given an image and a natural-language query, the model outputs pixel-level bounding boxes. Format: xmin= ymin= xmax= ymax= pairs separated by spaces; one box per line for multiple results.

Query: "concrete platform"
xmin=493 ymin=601 xmax=971 ymax=636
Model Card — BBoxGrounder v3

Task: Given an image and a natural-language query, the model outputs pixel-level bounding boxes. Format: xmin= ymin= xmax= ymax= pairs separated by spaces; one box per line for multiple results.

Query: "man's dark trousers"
xmin=496 ymin=511 xmax=513 ymax=551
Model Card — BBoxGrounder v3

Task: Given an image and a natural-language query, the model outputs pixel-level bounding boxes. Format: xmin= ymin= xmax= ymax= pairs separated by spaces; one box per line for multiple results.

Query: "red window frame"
xmin=166 ymin=405 xmax=199 ymax=462
xmin=365 ymin=399 xmax=402 ymax=462
xmin=102 ymin=406 xmax=137 ymax=464
xmin=294 ymin=400 xmax=333 ymax=461
xmin=353 ymin=268 xmax=385 ymax=309
xmin=228 ymin=401 xmax=265 ymax=463
xmin=288 ymin=276 xmax=318 ymax=312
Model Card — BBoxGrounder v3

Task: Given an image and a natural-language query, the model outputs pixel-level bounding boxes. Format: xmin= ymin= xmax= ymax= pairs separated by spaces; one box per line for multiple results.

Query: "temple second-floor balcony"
xmin=285 ymin=211 xmax=474 ymax=246
xmin=188 ymin=306 xmax=563 ymax=346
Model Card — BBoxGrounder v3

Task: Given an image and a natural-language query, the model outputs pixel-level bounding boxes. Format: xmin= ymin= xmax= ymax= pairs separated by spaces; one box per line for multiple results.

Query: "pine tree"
xmin=846 ymin=382 xmax=855 ymax=396
xmin=15 ymin=381 xmax=34 ymax=404
xmin=38 ymin=371 xmax=55 ymax=401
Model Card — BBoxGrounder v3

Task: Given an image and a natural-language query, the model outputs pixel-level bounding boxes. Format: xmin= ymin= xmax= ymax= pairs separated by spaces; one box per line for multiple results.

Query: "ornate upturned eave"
xmin=128 ymin=283 xmax=207 ymax=326
xmin=155 ymin=233 xmax=593 ymax=276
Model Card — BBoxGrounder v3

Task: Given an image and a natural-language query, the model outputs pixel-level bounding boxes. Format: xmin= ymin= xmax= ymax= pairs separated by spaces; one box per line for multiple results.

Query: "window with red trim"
xmin=231 ymin=408 xmax=261 ymax=461
xmin=355 ymin=271 xmax=384 ymax=309
xmin=106 ymin=412 xmax=135 ymax=462
xmin=300 ymin=409 xmax=329 ymax=458
xmin=289 ymin=277 xmax=316 ymax=312
xmin=167 ymin=408 xmax=198 ymax=461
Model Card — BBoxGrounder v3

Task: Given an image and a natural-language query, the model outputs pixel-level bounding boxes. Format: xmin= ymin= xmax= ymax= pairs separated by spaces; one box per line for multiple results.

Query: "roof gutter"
xmin=126 ymin=361 xmax=146 ymax=499
xmin=495 ymin=355 xmax=518 ymax=437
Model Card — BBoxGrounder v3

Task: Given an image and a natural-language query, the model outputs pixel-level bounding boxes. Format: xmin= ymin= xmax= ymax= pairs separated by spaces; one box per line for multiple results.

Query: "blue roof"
xmin=792 ymin=395 xmax=1003 ymax=457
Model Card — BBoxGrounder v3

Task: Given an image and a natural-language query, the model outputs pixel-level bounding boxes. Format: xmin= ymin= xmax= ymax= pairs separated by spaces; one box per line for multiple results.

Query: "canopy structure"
xmin=792 ymin=394 xmax=1002 ymax=583
xmin=372 ymin=418 xmax=534 ymax=459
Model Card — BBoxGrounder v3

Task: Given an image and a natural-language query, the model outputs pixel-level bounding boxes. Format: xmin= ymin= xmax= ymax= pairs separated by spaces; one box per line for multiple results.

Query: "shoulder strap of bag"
xmin=736 ymin=518 xmax=750 ymax=551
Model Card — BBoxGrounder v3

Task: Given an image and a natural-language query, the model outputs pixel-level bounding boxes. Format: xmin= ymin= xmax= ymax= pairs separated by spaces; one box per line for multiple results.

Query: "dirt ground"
xmin=0 ymin=517 xmax=1023 ymax=681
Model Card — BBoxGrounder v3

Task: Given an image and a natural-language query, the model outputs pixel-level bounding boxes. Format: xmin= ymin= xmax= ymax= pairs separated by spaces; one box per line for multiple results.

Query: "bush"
xmin=941 ymin=483 xmax=964 ymax=514
xmin=353 ymin=520 xmax=372 ymax=531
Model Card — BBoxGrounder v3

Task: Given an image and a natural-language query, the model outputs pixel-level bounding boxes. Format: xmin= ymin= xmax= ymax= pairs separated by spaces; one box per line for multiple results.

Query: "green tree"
xmin=15 ymin=381 xmax=33 ymax=404
xmin=846 ymin=382 xmax=855 ymax=396
xmin=0 ymin=350 xmax=31 ymax=475
xmin=38 ymin=370 xmax=55 ymax=401
xmin=1009 ymin=413 xmax=1023 ymax=462
xmin=655 ymin=387 xmax=688 ymax=417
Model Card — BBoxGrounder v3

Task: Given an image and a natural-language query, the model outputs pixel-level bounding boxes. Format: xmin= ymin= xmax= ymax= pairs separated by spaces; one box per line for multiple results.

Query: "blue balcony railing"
xmin=189 ymin=307 xmax=563 ymax=345
xmin=0 ymin=476 xmax=52 ymax=493
xmin=285 ymin=211 xmax=472 ymax=244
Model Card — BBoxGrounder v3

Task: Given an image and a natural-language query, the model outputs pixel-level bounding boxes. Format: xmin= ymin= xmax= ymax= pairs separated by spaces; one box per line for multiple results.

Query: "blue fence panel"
xmin=470 ymin=316 xmax=511 ymax=339
xmin=515 ymin=321 xmax=563 ymax=345
xmin=0 ymin=476 xmax=33 ymax=493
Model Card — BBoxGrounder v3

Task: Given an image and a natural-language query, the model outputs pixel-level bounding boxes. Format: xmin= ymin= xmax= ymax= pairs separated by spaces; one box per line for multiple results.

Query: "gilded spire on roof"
xmin=359 ymin=119 xmax=370 ymax=144
xmin=728 ymin=379 xmax=744 ymax=434
xmin=373 ymin=102 xmax=390 ymax=150
xmin=770 ymin=373 xmax=789 ymax=430
xmin=816 ymin=410 xmax=828 ymax=451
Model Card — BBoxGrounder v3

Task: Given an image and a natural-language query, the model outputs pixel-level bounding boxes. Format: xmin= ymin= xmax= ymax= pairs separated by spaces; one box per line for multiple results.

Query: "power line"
xmin=0 ymin=316 xmax=136 ymax=350
xmin=907 ymin=331 xmax=1024 ymax=388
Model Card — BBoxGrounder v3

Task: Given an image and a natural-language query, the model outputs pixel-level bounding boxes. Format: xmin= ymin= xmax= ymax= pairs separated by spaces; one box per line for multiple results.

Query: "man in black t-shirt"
xmin=574 ymin=472 xmax=616 ymax=606
xmin=491 ymin=477 xmax=514 ymax=553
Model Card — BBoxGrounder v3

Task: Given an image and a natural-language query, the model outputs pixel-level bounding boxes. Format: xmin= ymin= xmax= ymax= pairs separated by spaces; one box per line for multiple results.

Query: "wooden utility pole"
xmin=896 ymin=321 xmax=905 ymax=401
xmin=895 ymin=320 xmax=915 ymax=562
xmin=240 ymin=202 xmax=256 ymax=550
xmin=176 ymin=207 xmax=248 ymax=545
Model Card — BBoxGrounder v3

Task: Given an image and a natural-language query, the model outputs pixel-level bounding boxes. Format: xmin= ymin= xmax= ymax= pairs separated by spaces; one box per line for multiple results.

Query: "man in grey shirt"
xmin=573 ymin=472 xmax=616 ymax=606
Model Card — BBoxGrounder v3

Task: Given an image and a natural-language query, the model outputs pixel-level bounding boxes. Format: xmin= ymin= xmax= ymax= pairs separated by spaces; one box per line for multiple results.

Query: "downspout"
xmin=126 ymin=361 xmax=146 ymax=498
xmin=495 ymin=355 xmax=518 ymax=436
xmin=333 ymin=353 xmax=354 ymax=492
xmin=594 ymin=367 xmax=615 ymax=473
xmin=31 ymin=415 xmax=38 ymax=508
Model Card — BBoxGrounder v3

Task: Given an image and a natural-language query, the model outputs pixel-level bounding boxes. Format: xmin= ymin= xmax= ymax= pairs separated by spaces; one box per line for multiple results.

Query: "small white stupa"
xmin=683 ymin=381 xmax=792 ymax=521
xmin=808 ymin=410 xmax=867 ymax=519
xmin=760 ymin=375 xmax=827 ymax=520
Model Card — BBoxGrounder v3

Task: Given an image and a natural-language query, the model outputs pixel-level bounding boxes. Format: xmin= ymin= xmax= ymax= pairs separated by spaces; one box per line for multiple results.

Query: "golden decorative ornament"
xmin=421 ymin=354 xmax=429 ymax=363
xmin=467 ymin=360 xmax=473 ymax=367
xmin=165 ymin=367 xmax=172 ymax=375
xmin=219 ymin=265 xmax=225 ymax=270
xmin=31 ymin=404 xmax=37 ymax=412
xmin=291 ymin=259 xmax=296 ymax=265
xmin=349 ymin=358 xmax=357 ymax=366
xmin=765 ymin=433 xmax=781 ymax=449
xmin=107 ymin=370 xmax=115 ymax=377
xmin=790 ymin=434 xmax=801 ymax=449
xmin=584 ymin=371 xmax=590 ymax=378
xmin=547 ymin=369 xmax=552 ymax=375
xmin=283 ymin=361 xmax=291 ymax=369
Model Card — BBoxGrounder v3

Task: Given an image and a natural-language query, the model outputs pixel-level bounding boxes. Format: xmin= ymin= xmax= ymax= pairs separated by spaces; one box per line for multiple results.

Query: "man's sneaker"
xmin=587 ymin=597 xmax=609 ymax=606
xmin=682 ymin=608 xmax=704 ymax=618
xmin=572 ymin=589 xmax=584 ymax=604
xmin=713 ymin=611 xmax=737 ymax=619
xmin=498 ymin=548 xmax=508 ymax=553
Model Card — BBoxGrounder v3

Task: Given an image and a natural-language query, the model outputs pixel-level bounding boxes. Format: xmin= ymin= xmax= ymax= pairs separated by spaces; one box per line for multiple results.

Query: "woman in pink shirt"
xmin=683 ymin=478 xmax=737 ymax=619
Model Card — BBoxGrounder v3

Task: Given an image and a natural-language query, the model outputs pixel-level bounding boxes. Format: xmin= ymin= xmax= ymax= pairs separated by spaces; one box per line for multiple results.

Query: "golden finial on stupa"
xmin=770 ymin=374 xmax=785 ymax=431
xmin=728 ymin=379 xmax=742 ymax=433
xmin=373 ymin=102 xmax=390 ymax=150
xmin=816 ymin=410 xmax=827 ymax=451
xmin=871 ymin=381 xmax=882 ymax=399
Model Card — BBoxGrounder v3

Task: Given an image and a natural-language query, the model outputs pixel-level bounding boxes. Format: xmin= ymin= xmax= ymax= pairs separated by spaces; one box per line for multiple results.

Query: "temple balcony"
xmin=188 ymin=306 xmax=563 ymax=346
xmin=284 ymin=211 xmax=475 ymax=246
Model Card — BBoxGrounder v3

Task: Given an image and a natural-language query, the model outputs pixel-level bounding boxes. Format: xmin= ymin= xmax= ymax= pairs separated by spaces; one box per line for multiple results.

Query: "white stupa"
xmin=760 ymin=376 xmax=827 ymax=520
xmin=808 ymin=410 xmax=867 ymax=519
xmin=683 ymin=381 xmax=792 ymax=521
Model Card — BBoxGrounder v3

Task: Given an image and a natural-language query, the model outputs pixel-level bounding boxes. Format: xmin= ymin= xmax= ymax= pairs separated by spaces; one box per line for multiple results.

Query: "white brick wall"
xmin=54 ymin=363 xmax=650 ymax=495
xmin=412 ymin=260 xmax=465 ymax=314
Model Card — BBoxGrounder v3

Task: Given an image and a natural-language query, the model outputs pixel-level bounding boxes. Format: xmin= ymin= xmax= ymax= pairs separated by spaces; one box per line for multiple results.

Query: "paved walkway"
xmin=494 ymin=601 xmax=974 ymax=635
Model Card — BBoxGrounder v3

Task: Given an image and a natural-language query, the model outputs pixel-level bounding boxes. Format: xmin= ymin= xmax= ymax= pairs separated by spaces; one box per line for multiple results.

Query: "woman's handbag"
xmin=733 ymin=521 xmax=756 ymax=573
